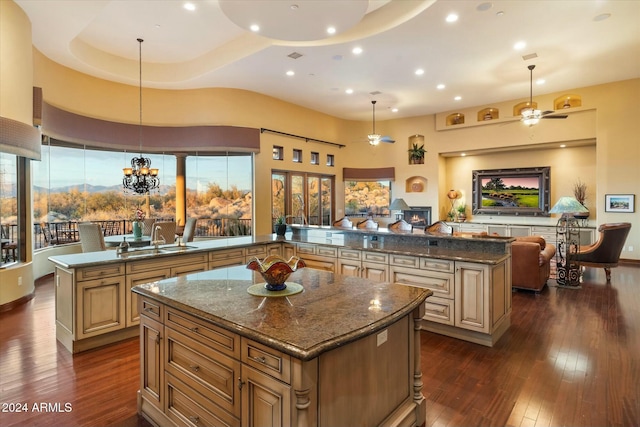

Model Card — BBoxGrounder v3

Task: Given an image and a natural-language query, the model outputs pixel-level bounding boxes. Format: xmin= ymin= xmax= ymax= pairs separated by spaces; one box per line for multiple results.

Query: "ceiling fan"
xmin=367 ymin=100 xmax=395 ymax=145
xmin=521 ymin=65 xmax=568 ymax=126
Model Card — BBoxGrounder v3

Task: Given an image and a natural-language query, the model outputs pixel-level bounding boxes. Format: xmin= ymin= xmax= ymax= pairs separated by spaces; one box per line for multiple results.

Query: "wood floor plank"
xmin=1 ymin=265 xmax=639 ymax=426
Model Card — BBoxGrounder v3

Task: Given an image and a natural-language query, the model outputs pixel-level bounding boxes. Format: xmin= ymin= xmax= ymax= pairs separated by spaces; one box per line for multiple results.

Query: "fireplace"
xmin=403 ymin=207 xmax=432 ymax=229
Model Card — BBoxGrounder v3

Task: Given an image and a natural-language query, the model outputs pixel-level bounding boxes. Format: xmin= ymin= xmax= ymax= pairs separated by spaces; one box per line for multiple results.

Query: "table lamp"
xmin=389 ymin=198 xmax=410 ymax=220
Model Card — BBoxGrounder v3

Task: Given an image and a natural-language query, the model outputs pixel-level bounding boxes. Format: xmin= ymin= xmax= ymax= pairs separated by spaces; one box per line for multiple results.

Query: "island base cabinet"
xmin=137 ymin=296 xmax=425 ymax=427
xmin=77 ymin=276 xmax=126 ymax=339
xmin=241 ymin=365 xmax=291 ymax=427
xmin=140 ymin=314 xmax=164 ymax=415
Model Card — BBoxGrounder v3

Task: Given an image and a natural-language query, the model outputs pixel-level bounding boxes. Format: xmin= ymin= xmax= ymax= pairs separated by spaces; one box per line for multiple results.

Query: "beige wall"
xmin=32 ymin=50 xmax=639 ymax=261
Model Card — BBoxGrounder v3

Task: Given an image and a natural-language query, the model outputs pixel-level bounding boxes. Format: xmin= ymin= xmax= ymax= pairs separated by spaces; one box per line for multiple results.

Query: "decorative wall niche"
xmin=408 ymin=134 xmax=425 ymax=165
xmin=554 ymin=94 xmax=582 ymax=110
xmin=477 ymin=108 xmax=499 ymax=121
xmin=513 ymin=101 xmax=537 ymax=116
xmin=406 ymin=176 xmax=426 ymax=193
xmin=446 ymin=113 xmax=465 ymax=126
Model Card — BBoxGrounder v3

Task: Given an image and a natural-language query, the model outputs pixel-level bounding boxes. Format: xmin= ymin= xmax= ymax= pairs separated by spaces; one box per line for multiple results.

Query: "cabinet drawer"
xmin=165 ymin=328 xmax=241 ymax=417
xmin=245 ymin=244 xmax=267 ymax=258
xmin=77 ymin=263 xmax=125 ymax=281
xmin=166 ymin=308 xmax=240 ymax=359
xmin=459 ymin=223 xmax=486 ymax=232
xmin=389 ymin=254 xmax=419 ymax=268
xmin=317 ymin=245 xmax=337 ymax=257
xmin=140 ymin=297 xmax=163 ymax=322
xmin=209 ymin=248 xmax=244 ymax=262
xmin=241 ymin=338 xmax=291 ymax=384
xmin=420 ymin=258 xmax=454 ymax=273
xmin=166 ymin=373 xmax=240 ymax=427
xmin=171 ymin=261 xmax=208 ymax=277
xmin=362 ymin=251 xmax=388 ymax=264
xmin=423 ymin=296 xmax=454 ymax=326
xmin=295 ymin=243 xmax=316 ymax=255
xmin=391 ymin=266 xmax=453 ymax=298
xmin=338 ymin=248 xmax=361 ymax=261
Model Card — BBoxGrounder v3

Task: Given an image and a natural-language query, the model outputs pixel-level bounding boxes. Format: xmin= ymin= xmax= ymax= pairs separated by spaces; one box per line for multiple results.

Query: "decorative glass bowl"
xmin=246 ymin=255 xmax=306 ymax=291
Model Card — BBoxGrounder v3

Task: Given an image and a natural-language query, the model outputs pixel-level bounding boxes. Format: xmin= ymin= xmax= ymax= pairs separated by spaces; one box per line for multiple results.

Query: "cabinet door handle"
xmin=189 ymin=365 xmax=200 ymax=372
xmin=188 ymin=415 xmax=200 ymax=424
xmin=237 ymin=377 xmax=245 ymax=390
xmin=251 ymin=356 xmax=267 ymax=364
xmin=155 ymin=334 xmax=161 ymax=345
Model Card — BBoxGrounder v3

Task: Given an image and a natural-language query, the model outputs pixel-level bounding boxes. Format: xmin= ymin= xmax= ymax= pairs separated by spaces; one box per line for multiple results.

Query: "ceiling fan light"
xmin=368 ymin=134 xmax=381 ymax=146
xmin=521 ymin=107 xmax=541 ymax=126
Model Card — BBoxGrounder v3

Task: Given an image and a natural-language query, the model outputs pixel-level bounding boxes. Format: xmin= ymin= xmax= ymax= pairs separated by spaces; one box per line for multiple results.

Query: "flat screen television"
xmin=472 ymin=167 xmax=550 ymax=216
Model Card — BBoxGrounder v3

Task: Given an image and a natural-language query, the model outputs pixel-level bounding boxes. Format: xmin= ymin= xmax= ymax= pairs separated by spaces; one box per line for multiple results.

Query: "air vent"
xmin=370 ymin=91 xmax=382 ymax=96
xmin=288 ymin=52 xmax=303 ymax=59
xmin=522 ymin=52 xmax=538 ymax=61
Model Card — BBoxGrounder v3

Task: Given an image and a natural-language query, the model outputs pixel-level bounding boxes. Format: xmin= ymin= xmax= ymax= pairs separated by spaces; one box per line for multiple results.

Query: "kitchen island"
xmin=132 ymin=265 xmax=431 ymax=427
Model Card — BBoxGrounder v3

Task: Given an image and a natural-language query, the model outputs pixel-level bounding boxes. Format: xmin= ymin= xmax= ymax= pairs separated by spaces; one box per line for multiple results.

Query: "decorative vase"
xmin=132 ymin=221 xmax=142 ymax=239
xmin=275 ymin=224 xmax=287 ymax=236
xmin=246 ymin=255 xmax=306 ymax=291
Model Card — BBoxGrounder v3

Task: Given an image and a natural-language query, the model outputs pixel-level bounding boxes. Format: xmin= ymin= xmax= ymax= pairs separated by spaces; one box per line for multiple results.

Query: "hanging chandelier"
xmin=123 ymin=38 xmax=159 ymax=195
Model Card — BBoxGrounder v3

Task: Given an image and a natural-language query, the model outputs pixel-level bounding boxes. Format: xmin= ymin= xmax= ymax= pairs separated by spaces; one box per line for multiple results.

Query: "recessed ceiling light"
xmin=437 ymin=84 xmax=446 ymax=90
xmin=286 ymin=70 xmax=295 ymax=76
xmin=560 ymin=144 xmax=566 ymax=148
xmin=345 ymin=88 xmax=354 ymax=94
xmin=183 ymin=2 xmax=196 ymax=11
xmin=391 ymin=108 xmax=398 ymax=113
xmin=250 ymin=24 xmax=260 ymax=32
xmin=536 ymin=78 xmax=545 ymax=85
xmin=496 ymin=11 xmax=504 ymax=17
xmin=454 ymin=96 xmax=462 ymax=101
xmin=594 ymin=13 xmax=611 ymax=22
xmin=446 ymin=13 xmax=459 ymax=23
xmin=415 ymin=69 xmax=425 ymax=76
xmin=461 ymin=153 xmax=467 ymax=157
xmin=290 ymin=4 xmax=299 ymax=10
xmin=352 ymin=47 xmax=363 ymax=55
xmin=514 ymin=41 xmax=526 ymax=50
xmin=327 ymin=26 xmax=336 ymax=35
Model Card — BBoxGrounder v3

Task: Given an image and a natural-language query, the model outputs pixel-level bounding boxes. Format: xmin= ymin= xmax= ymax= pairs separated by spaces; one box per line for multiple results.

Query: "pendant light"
xmin=122 ymin=38 xmax=159 ymax=194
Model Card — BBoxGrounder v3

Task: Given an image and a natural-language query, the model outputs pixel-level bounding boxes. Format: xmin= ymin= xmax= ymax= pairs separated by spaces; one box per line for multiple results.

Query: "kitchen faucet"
xmin=152 ymin=225 xmax=165 ymax=249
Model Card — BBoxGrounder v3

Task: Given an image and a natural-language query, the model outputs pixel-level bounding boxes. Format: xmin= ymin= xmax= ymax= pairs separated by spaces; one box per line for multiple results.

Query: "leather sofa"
xmin=512 ymin=236 xmax=556 ymax=292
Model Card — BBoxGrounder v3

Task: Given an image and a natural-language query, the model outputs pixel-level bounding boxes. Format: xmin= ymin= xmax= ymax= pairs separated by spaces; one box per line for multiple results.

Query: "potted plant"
xmin=408 ymin=143 xmax=426 ymax=164
xmin=456 ymin=204 xmax=467 ymax=222
xmin=573 ymin=179 xmax=589 ymax=219
xmin=274 ymin=215 xmax=287 ymax=236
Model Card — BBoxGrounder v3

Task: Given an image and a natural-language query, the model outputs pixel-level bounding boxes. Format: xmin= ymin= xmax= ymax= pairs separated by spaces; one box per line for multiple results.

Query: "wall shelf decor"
xmin=477 ymin=108 xmax=499 ymax=121
xmin=554 ymin=94 xmax=582 ymax=110
xmin=446 ymin=113 xmax=465 ymax=126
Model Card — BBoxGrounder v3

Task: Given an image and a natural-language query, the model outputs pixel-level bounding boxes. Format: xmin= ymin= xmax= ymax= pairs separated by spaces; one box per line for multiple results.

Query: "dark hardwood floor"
xmin=1 ymin=265 xmax=638 ymax=427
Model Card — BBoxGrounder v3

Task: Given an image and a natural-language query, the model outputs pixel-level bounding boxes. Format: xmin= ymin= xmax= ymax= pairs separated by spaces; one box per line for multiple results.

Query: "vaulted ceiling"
xmin=16 ymin=0 xmax=640 ymax=121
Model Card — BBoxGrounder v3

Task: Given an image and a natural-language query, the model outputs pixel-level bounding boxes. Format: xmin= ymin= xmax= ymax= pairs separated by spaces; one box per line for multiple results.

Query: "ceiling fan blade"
xmin=380 ymin=136 xmax=395 ymax=143
xmin=542 ymin=115 xmax=568 ymax=119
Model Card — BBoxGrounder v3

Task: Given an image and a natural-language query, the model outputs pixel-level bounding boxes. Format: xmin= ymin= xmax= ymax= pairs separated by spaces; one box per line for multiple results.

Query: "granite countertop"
xmin=132 ymin=265 xmax=431 ymax=361
xmin=48 ymin=229 xmax=510 ymax=269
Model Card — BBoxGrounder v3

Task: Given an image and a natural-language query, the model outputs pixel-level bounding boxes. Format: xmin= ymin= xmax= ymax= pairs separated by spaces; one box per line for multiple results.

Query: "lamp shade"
xmin=549 ymin=196 xmax=589 ymax=214
xmin=389 ymin=198 xmax=411 ymax=211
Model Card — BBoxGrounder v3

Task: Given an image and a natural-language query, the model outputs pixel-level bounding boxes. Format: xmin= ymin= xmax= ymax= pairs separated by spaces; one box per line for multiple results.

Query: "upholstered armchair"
xmin=388 ymin=219 xmax=413 ymax=233
xmin=572 ymin=222 xmax=631 ymax=282
xmin=78 ymin=223 xmax=106 ymax=253
xmin=512 ymin=236 xmax=556 ymax=292
xmin=356 ymin=218 xmax=379 ymax=230
xmin=425 ymin=221 xmax=453 ymax=235
xmin=333 ymin=217 xmax=353 ymax=228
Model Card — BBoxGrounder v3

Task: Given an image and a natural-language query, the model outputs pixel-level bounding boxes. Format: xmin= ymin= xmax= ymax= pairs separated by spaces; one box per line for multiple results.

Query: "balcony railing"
xmin=32 ymin=218 xmax=252 ymax=249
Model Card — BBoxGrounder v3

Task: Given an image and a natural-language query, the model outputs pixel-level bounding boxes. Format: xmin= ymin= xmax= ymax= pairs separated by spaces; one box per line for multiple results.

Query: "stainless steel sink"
xmin=158 ymin=245 xmax=198 ymax=253
xmin=121 ymin=248 xmax=159 ymax=257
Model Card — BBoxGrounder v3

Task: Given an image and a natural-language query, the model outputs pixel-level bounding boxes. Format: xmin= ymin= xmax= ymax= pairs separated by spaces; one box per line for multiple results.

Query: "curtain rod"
xmin=260 ymin=128 xmax=345 ymax=148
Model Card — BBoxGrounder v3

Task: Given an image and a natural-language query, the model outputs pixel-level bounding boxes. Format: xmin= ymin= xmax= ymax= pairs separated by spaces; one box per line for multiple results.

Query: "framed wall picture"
xmin=604 ymin=194 xmax=635 ymax=213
